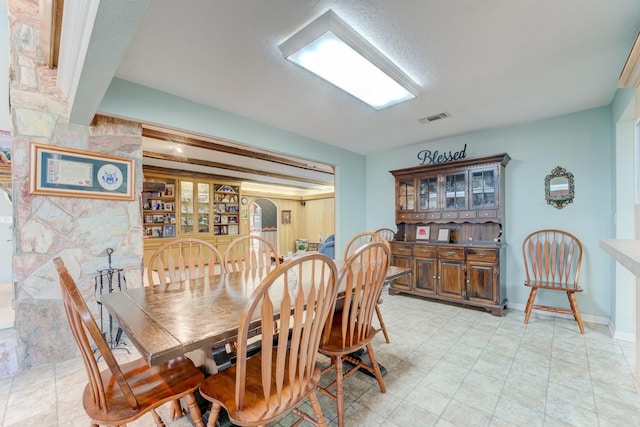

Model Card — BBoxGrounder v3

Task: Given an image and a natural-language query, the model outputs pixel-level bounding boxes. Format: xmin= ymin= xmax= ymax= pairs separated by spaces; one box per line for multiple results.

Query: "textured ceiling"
xmin=116 ymin=1 xmax=640 ymax=156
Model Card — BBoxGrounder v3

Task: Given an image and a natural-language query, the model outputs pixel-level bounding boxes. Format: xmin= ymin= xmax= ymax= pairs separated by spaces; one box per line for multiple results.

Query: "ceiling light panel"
xmin=279 ymin=10 xmax=419 ymax=110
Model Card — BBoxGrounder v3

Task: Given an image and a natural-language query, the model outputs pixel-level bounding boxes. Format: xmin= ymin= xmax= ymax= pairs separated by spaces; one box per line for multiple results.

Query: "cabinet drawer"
xmin=459 ymin=211 xmax=477 ymax=219
xmin=437 ymin=247 xmax=464 ymax=260
xmin=425 ymin=212 xmax=441 ymax=220
xmin=396 ymin=212 xmax=425 ymax=222
xmin=466 ymin=248 xmax=498 ymax=262
xmin=390 ymin=243 xmax=412 ymax=256
xmin=413 ymin=245 xmax=437 ymax=258
xmin=477 ymin=210 xmax=497 ymax=219
xmin=442 ymin=211 xmax=458 ymax=219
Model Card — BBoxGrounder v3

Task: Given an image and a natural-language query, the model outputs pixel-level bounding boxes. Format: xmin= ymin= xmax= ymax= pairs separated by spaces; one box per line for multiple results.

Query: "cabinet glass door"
xmin=197 ymin=182 xmax=211 ymax=233
xmin=470 ymin=169 xmax=496 ymax=209
xmin=418 ymin=176 xmax=438 ymax=210
xmin=180 ymin=181 xmax=194 ymax=234
xmin=397 ymin=179 xmax=415 ymax=211
xmin=444 ymin=172 xmax=467 ymax=210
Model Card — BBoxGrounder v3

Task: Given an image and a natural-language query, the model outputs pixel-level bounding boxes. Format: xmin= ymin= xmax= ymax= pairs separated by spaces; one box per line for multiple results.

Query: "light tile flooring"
xmin=1 ymin=293 xmax=639 ymax=426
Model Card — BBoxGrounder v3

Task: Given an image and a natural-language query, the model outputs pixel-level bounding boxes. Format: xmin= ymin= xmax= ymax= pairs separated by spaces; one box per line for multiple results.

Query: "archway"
xmin=250 ymin=198 xmax=279 ymax=253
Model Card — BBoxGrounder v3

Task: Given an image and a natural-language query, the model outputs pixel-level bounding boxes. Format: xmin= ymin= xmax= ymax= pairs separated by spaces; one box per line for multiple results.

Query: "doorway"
xmin=250 ymin=199 xmax=279 ymax=253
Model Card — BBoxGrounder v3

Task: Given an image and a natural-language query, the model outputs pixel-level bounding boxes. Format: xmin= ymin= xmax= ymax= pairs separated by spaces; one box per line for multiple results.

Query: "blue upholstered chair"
xmin=318 ymin=234 xmax=335 ymax=259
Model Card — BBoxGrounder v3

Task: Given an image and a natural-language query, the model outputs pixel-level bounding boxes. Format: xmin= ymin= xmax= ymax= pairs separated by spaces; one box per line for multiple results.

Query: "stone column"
xmin=6 ymin=0 xmax=143 ymax=371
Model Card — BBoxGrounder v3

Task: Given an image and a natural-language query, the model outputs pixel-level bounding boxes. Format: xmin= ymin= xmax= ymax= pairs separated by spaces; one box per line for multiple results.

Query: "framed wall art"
xmin=416 ymin=225 xmax=430 ymax=240
xmin=282 ymin=210 xmax=291 ymax=224
xmin=29 ymin=142 xmax=135 ymax=200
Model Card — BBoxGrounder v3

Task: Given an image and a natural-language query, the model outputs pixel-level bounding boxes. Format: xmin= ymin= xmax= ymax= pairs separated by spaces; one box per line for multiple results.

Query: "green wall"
xmin=367 ymin=107 xmax=615 ymax=322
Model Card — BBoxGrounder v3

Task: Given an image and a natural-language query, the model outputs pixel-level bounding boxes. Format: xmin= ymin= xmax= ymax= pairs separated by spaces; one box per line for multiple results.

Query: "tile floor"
xmin=1 ymin=292 xmax=639 ymax=426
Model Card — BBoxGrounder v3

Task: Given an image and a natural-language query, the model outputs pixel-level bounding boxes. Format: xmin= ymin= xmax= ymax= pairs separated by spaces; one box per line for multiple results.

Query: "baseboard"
xmin=506 ymin=302 xmax=610 ymax=326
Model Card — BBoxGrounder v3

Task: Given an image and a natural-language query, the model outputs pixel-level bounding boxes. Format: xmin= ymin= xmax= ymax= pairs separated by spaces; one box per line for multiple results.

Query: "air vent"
xmin=418 ymin=112 xmax=451 ymax=124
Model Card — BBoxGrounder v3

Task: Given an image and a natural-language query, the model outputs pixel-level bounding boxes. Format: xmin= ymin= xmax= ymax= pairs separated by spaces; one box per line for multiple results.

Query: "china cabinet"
xmin=142 ymin=178 xmax=176 ymax=239
xmin=389 ymin=153 xmax=510 ymax=315
xmin=142 ymin=170 xmax=247 ymax=267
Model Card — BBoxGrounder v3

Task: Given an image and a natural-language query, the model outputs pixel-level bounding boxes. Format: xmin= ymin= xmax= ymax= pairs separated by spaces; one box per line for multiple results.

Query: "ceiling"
xmin=116 ymin=0 xmax=640 ymax=159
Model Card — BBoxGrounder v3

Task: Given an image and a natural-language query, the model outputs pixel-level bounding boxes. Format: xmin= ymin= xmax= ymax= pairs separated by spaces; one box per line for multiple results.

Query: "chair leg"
xmin=524 ymin=288 xmax=537 ymax=324
xmin=567 ymin=291 xmax=585 ymax=334
xmin=308 ymin=390 xmax=328 ymax=427
xmin=150 ymin=408 xmax=164 ymax=426
xmin=170 ymin=399 xmax=182 ymax=420
xmin=184 ymin=393 xmax=205 ymax=427
xmin=207 ymin=402 xmax=222 ymax=427
xmin=366 ymin=343 xmax=386 ymax=393
xmin=335 ymin=355 xmax=345 ymax=427
xmin=375 ymin=304 xmax=390 ymax=343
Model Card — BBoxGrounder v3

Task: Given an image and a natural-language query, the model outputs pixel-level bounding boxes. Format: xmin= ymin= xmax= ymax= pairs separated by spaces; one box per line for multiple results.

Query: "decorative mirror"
xmin=545 ymin=166 xmax=574 ymax=209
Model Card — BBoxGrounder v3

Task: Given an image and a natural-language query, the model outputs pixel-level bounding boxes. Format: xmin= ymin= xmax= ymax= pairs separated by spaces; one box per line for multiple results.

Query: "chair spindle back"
xmin=522 ymin=229 xmax=582 ymax=288
xmin=147 ymin=238 xmax=225 ymax=286
xmin=328 ymin=241 xmax=390 ymax=348
xmin=234 ymin=253 xmax=338 ymax=413
xmin=224 ymin=235 xmax=279 ymax=272
xmin=343 ymin=231 xmax=391 ymax=260
xmin=54 ymin=257 xmax=138 ymax=413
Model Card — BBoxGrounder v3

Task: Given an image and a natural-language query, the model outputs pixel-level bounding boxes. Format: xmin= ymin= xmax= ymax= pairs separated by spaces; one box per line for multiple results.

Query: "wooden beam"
xmin=619 ymin=31 xmax=640 ymax=88
xmin=39 ymin=0 xmax=64 ymax=68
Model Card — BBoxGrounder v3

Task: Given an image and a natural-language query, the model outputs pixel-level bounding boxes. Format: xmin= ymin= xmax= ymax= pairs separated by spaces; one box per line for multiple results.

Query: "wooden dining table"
xmin=101 ymin=262 xmax=411 ymax=367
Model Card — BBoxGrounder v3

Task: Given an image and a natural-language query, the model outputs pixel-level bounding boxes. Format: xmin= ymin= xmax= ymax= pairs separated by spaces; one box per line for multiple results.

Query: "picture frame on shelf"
xmin=163 ymin=224 xmax=175 ymax=238
xmin=163 ymin=183 xmax=174 ymax=197
xmin=151 ymin=226 xmax=163 ymax=238
xmin=416 ymin=225 xmax=430 ymax=240
xmin=437 ymin=228 xmax=451 ymax=243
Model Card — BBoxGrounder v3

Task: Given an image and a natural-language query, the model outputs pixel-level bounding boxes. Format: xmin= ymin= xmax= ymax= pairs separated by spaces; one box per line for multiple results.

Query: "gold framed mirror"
xmin=545 ymin=166 xmax=574 ymax=209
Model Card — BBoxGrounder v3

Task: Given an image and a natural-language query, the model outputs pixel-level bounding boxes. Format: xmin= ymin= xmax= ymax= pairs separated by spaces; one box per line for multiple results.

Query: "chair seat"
xmin=319 ymin=315 xmax=376 ymax=356
xmin=524 ymin=280 xmax=583 ymax=291
xmin=84 ymin=356 xmax=204 ymax=424
xmin=199 ymin=350 xmax=322 ymax=426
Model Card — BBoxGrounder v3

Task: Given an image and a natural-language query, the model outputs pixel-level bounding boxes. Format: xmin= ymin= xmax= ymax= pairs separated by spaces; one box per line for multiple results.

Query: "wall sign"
xmin=417 ymin=144 xmax=467 ymax=165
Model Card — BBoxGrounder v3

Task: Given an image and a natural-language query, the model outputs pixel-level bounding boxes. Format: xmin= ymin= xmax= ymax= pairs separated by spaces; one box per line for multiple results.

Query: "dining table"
xmin=100 ymin=262 xmax=411 ymax=367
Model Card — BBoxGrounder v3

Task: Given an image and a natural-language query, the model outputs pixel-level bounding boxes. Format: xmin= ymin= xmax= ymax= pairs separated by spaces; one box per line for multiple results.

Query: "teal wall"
xmin=367 ymin=107 xmax=614 ymax=321
xmin=99 ymin=78 xmax=366 ymax=253
xmin=101 ymin=78 xmax=631 ymax=327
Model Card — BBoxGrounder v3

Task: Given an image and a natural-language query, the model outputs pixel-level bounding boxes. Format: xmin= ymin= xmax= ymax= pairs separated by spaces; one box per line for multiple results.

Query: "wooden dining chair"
xmin=54 ymin=257 xmax=205 ymax=427
xmin=343 ymin=231 xmax=392 ymax=343
xmin=374 ymin=227 xmax=396 ymax=242
xmin=147 ymin=237 xmax=225 ymax=286
xmin=199 ymin=253 xmax=339 ymax=427
xmin=224 ymin=235 xmax=280 ymax=272
xmin=522 ymin=229 xmax=585 ymax=333
xmin=318 ymin=241 xmax=391 ymax=427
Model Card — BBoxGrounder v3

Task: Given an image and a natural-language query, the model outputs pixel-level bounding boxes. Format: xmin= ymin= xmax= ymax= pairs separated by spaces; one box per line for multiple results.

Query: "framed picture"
xmin=151 ymin=226 xmax=163 ymax=238
xmin=437 ymin=228 xmax=451 ymax=242
xmin=29 ymin=142 xmax=135 ymax=200
xmin=416 ymin=225 xmax=430 ymax=240
xmin=282 ymin=210 xmax=291 ymax=224
xmin=163 ymin=183 xmax=174 ymax=197
xmin=163 ymin=224 xmax=175 ymax=238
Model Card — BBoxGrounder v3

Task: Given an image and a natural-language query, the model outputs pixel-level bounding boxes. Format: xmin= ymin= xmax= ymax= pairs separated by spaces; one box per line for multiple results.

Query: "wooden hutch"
xmin=389 ymin=153 xmax=510 ymax=315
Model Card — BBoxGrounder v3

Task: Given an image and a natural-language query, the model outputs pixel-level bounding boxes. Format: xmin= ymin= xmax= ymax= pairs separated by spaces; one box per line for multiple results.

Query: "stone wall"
xmin=5 ymin=0 xmax=143 ymax=372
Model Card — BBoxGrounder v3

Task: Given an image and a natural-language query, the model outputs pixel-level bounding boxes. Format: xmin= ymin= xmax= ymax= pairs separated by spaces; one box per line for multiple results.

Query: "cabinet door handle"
xmin=446 ymin=251 xmax=456 ymax=255
xmin=475 ymin=253 xmax=486 ymax=257
xmin=433 ymin=275 xmax=437 ymax=279
xmin=398 ymin=248 xmax=405 ymax=252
